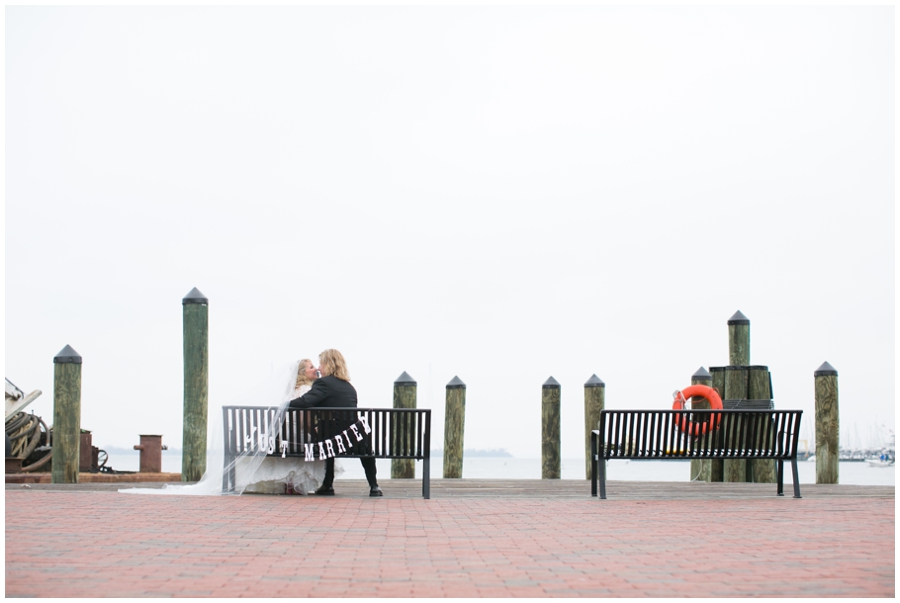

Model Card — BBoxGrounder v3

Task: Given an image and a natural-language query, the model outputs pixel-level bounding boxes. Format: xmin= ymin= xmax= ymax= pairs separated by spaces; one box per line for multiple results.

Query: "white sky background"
xmin=5 ymin=5 xmax=895 ymax=459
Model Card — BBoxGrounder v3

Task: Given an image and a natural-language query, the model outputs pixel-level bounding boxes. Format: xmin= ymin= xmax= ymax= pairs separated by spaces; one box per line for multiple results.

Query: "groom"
xmin=289 ymin=349 xmax=382 ymax=497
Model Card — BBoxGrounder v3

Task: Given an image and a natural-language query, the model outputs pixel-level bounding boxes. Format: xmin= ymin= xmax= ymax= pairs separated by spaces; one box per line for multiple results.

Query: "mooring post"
xmin=182 ymin=287 xmax=209 ymax=482
xmin=391 ymin=371 xmax=416 ymax=479
xmin=583 ymin=375 xmax=605 ymax=480
xmin=689 ymin=367 xmax=712 ymax=482
xmin=52 ymin=345 xmax=82 ymax=484
xmin=708 ymin=366 xmax=725 ymax=481
xmin=748 ymin=365 xmax=777 ymax=483
xmin=814 ymin=362 xmax=839 ymax=484
xmin=723 ymin=365 xmax=750 ymax=482
xmin=443 ymin=376 xmax=466 ymax=478
xmin=724 ymin=310 xmax=751 ymax=482
xmin=728 ymin=310 xmax=750 ymax=365
xmin=542 ymin=376 xmax=561 ymax=479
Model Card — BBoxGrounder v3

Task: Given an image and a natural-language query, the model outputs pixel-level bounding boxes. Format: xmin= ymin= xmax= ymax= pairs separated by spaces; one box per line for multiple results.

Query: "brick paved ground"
xmin=5 ymin=481 xmax=894 ymax=597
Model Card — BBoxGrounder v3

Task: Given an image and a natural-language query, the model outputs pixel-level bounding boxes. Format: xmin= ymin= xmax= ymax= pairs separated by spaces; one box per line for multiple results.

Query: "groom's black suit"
xmin=289 ymin=376 xmax=378 ymax=490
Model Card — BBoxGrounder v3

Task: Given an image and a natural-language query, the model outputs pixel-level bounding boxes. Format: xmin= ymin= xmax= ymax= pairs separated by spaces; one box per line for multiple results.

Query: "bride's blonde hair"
xmin=319 ymin=349 xmax=350 ymax=381
xmin=295 ymin=359 xmax=314 ymax=389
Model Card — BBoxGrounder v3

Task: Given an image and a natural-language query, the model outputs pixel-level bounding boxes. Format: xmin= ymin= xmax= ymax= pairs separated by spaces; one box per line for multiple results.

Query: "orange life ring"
xmin=672 ymin=385 xmax=723 ymax=436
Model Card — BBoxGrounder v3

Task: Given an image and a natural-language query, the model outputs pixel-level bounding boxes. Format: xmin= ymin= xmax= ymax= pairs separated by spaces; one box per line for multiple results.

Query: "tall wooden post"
xmin=443 ymin=376 xmax=466 ymax=478
xmin=391 ymin=371 xmax=416 ymax=479
xmin=723 ymin=365 xmax=749 ymax=482
xmin=724 ymin=310 xmax=750 ymax=482
xmin=52 ymin=345 xmax=82 ymax=484
xmin=749 ymin=365 xmax=776 ymax=483
xmin=708 ymin=366 xmax=725 ymax=481
xmin=583 ymin=375 xmax=605 ymax=480
xmin=542 ymin=376 xmax=561 ymax=479
xmin=814 ymin=362 xmax=839 ymax=484
xmin=689 ymin=367 xmax=712 ymax=482
xmin=728 ymin=310 xmax=750 ymax=365
xmin=182 ymin=287 xmax=209 ymax=482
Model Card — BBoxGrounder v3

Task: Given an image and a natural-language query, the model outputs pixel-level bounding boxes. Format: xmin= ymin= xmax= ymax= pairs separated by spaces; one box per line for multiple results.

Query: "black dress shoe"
xmin=314 ymin=486 xmax=335 ymax=496
xmin=369 ymin=486 xmax=383 ymax=497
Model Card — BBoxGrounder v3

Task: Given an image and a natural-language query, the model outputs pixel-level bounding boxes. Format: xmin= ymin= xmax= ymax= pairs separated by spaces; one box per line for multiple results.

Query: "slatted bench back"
xmin=223 ymin=406 xmax=432 ymax=460
xmin=282 ymin=407 xmax=431 ymax=459
xmin=598 ymin=409 xmax=803 ymax=460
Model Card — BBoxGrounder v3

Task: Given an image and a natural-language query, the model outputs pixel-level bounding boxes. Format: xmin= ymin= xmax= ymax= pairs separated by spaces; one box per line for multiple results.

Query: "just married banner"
xmin=246 ymin=412 xmax=373 ymax=460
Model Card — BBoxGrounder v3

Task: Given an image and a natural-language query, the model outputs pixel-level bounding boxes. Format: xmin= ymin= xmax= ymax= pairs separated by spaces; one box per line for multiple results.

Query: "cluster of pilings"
xmin=45 ymin=292 xmax=842 ymax=486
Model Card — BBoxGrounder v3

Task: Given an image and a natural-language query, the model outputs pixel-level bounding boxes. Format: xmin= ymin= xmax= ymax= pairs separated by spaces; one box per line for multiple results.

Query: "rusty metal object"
xmin=79 ymin=431 xmax=92 ymax=472
xmin=134 ymin=435 xmax=168 ymax=473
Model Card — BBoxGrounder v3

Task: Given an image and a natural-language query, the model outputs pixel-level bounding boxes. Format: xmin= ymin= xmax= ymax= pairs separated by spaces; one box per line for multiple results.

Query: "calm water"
xmin=108 ymin=452 xmax=893 ymax=487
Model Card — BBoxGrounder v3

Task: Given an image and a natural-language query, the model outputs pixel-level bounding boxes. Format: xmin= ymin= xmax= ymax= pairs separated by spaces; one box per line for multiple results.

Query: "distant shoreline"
xmin=102 ymin=446 xmax=515 ymax=458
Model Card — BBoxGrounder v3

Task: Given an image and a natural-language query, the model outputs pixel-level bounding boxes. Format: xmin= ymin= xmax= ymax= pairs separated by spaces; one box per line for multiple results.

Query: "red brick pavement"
xmin=5 ymin=490 xmax=895 ymax=597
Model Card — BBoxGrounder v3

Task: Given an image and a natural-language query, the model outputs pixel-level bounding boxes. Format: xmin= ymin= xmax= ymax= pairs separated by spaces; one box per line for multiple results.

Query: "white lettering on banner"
xmin=280 ymin=441 xmax=289 ymax=458
xmin=267 ymin=436 xmax=276 ymax=455
xmin=358 ymin=414 xmax=372 ymax=435
xmin=335 ymin=434 xmax=347 ymax=454
xmin=342 ymin=430 xmax=353 ymax=448
xmin=325 ymin=440 xmax=335 ymax=458
xmin=318 ymin=442 xmax=327 ymax=461
xmin=350 ymin=425 xmax=362 ymax=442
xmin=245 ymin=426 xmax=257 ymax=447
xmin=304 ymin=443 xmax=315 ymax=462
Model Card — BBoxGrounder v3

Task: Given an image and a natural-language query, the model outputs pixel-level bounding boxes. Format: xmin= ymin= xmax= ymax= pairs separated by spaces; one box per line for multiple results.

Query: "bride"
xmin=120 ymin=358 xmax=338 ymax=496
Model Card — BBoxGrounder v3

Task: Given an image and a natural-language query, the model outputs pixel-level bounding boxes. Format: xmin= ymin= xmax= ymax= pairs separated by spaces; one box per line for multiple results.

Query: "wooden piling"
xmin=443 ymin=376 xmax=466 ymax=478
xmin=748 ymin=365 xmax=776 ymax=483
xmin=723 ymin=365 xmax=749 ymax=482
xmin=689 ymin=367 xmax=712 ymax=482
xmin=583 ymin=375 xmax=605 ymax=480
xmin=708 ymin=366 xmax=725 ymax=482
xmin=723 ymin=311 xmax=751 ymax=483
xmin=542 ymin=377 xmax=561 ymax=479
xmin=52 ymin=345 xmax=82 ymax=484
xmin=391 ymin=371 xmax=416 ymax=479
xmin=728 ymin=310 xmax=750 ymax=365
xmin=182 ymin=287 xmax=209 ymax=482
xmin=814 ymin=362 xmax=839 ymax=484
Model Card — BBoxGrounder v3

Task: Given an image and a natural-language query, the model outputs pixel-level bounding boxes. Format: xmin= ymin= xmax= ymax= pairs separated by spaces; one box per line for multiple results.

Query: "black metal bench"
xmin=591 ymin=409 xmax=803 ymax=499
xmin=222 ymin=406 xmax=432 ymax=498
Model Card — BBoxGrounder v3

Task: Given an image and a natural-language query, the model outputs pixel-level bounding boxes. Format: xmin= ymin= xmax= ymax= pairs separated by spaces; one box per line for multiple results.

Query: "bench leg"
xmin=598 ymin=457 xmax=607 ymax=500
xmin=222 ymin=454 xmax=233 ymax=493
xmin=791 ymin=457 xmax=801 ymax=498
xmin=591 ymin=433 xmax=598 ymax=497
xmin=777 ymin=460 xmax=784 ymax=496
xmin=423 ymin=457 xmax=430 ymax=500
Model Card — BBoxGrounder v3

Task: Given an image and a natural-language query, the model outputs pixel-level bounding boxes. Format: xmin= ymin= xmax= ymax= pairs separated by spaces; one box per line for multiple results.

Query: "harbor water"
xmin=105 ymin=452 xmax=894 ymax=487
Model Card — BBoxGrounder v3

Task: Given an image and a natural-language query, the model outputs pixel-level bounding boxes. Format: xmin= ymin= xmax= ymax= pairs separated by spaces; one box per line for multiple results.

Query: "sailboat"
xmin=865 ymin=426 xmax=894 ymax=468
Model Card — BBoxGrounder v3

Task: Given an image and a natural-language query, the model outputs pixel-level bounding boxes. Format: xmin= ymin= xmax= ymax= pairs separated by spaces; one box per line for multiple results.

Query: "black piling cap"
xmin=728 ymin=310 xmax=750 ymax=325
xmin=446 ymin=375 xmax=466 ymax=389
xmin=814 ymin=361 xmax=838 ymax=377
xmin=394 ymin=371 xmax=416 ymax=385
xmin=182 ymin=287 xmax=208 ymax=305
xmin=692 ymin=367 xmax=711 ymax=380
xmin=584 ymin=374 xmax=605 ymax=388
xmin=543 ymin=376 xmax=561 ymax=388
xmin=54 ymin=344 xmax=82 ymax=364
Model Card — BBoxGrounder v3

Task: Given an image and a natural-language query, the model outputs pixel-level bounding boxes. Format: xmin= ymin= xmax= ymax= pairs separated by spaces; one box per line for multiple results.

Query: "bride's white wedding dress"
xmin=119 ymin=360 xmax=339 ymax=496
xmin=241 ymin=383 xmax=332 ymax=495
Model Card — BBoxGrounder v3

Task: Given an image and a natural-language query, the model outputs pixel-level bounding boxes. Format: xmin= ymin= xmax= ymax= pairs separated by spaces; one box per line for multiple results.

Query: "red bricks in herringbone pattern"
xmin=5 ymin=490 xmax=894 ymax=597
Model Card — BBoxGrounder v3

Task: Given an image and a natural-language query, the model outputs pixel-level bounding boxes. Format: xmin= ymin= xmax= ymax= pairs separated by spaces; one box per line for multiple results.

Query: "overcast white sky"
xmin=5 ymin=4 xmax=895 ymax=461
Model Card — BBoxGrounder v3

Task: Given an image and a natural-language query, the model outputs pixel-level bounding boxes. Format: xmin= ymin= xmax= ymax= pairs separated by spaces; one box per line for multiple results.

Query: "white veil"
xmin=120 ymin=360 xmax=301 ymax=496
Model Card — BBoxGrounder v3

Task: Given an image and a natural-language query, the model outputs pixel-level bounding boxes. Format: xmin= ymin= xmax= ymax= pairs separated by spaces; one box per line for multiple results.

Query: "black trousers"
xmin=322 ymin=457 xmax=378 ymax=488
